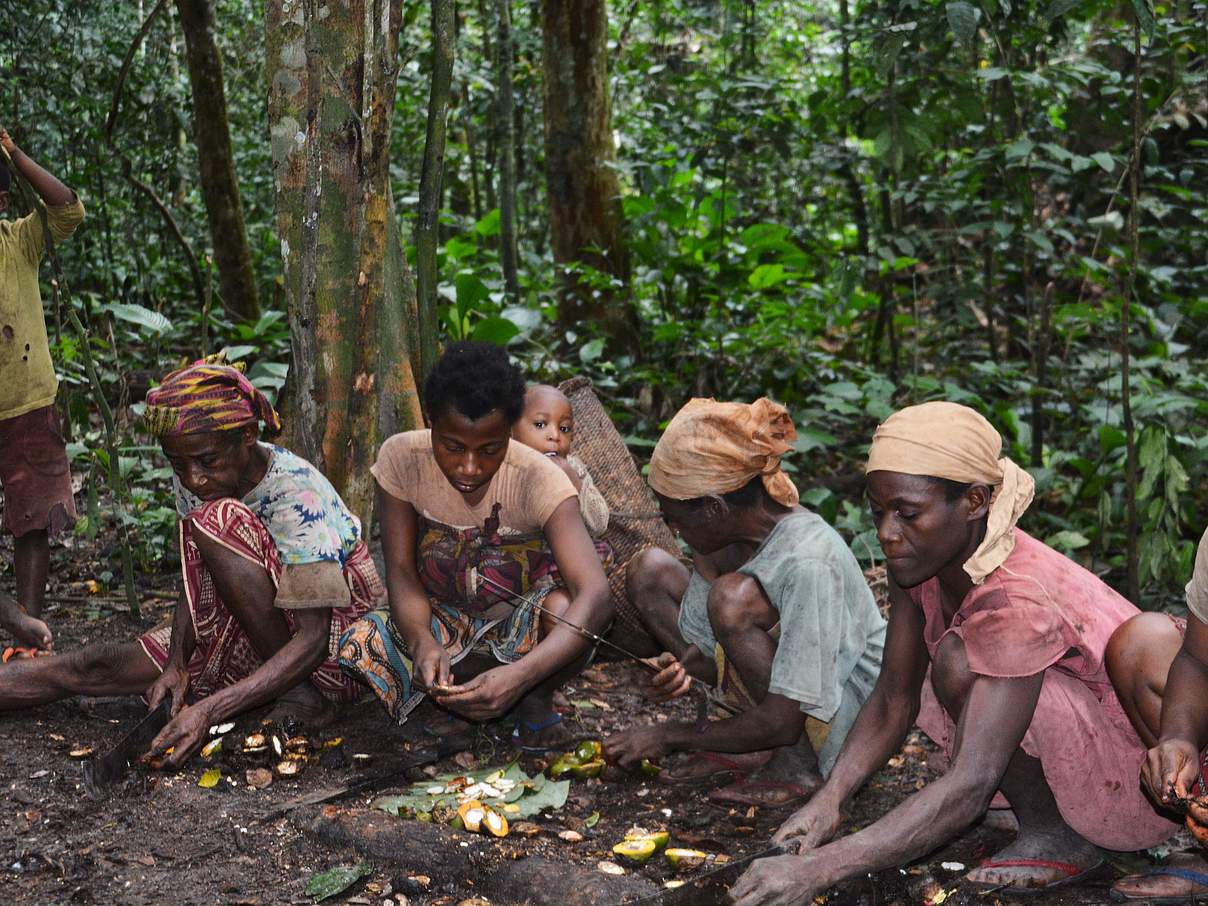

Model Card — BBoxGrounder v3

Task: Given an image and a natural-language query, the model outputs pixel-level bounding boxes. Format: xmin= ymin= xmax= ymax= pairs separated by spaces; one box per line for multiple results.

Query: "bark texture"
xmin=495 ymin=0 xmax=521 ymax=303
xmin=176 ymin=0 xmax=260 ymax=322
xmin=415 ymin=0 xmax=456 ymax=376
xmin=541 ymin=0 xmax=638 ymax=348
xmin=266 ymin=0 xmax=424 ymax=527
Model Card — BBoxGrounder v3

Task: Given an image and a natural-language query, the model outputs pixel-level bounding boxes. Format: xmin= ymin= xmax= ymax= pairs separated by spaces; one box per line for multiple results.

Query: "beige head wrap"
xmin=864 ymin=401 xmax=1034 ymax=584
xmin=648 ymin=398 xmax=799 ymax=507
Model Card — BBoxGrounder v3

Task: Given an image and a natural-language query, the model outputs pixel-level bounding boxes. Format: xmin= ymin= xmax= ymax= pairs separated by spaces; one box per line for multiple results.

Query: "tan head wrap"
xmin=648 ymin=398 xmax=799 ymax=507
xmin=865 ymin=401 xmax=1034 ymax=584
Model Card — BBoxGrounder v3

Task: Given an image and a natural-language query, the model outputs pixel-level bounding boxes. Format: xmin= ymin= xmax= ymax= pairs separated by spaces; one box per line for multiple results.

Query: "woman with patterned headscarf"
xmin=602 ymin=398 xmax=886 ymax=809
xmin=0 ymin=359 xmax=383 ymax=766
xmin=731 ymin=402 xmax=1177 ymax=906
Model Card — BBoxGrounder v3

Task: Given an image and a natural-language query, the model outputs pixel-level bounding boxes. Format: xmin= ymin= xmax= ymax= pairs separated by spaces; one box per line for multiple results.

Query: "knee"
xmin=65 ymin=642 xmax=131 ymax=687
xmin=706 ymin=573 xmax=772 ymax=638
xmin=625 ymin=547 xmax=683 ymax=603
xmin=1106 ymin=612 xmax=1179 ymax=692
xmin=931 ymin=634 xmax=974 ymax=716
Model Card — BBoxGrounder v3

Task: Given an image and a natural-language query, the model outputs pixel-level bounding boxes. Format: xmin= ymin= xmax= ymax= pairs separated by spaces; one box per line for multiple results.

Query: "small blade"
xmin=83 ymin=698 xmax=172 ymax=799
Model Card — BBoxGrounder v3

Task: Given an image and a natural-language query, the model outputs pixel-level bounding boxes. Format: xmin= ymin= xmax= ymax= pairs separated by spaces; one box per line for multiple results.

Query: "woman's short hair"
xmin=423 ymin=341 xmax=527 ymax=424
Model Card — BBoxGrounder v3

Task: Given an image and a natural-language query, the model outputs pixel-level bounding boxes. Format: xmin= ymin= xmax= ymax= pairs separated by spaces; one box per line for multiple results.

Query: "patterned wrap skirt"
xmin=338 ymin=514 xmax=612 ymax=724
xmin=139 ymin=498 xmax=382 ymax=702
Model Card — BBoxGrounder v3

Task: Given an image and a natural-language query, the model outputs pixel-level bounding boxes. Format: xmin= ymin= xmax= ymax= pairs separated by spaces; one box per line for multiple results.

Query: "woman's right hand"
xmin=1142 ymin=737 xmax=1203 ymax=806
xmin=640 ymin=652 xmax=692 ymax=701
xmin=771 ymin=796 xmax=844 ymax=853
xmin=413 ymin=637 xmax=452 ymax=690
xmin=145 ymin=662 xmax=189 ymax=717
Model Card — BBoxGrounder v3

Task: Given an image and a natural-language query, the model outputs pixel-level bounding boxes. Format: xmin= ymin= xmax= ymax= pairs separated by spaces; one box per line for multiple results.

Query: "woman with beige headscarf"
xmin=731 ymin=401 xmax=1177 ymax=906
xmin=602 ymin=398 xmax=886 ymax=809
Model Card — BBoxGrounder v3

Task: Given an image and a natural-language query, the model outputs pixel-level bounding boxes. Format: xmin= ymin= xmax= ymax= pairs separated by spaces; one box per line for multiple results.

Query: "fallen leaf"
xmin=453 ymin=751 xmax=478 ymax=771
xmin=558 ymin=830 xmax=584 ymax=843
xmin=198 ymin=768 xmax=222 ymax=788
xmin=69 ymin=747 xmax=94 ymax=759
xmin=305 ymin=863 xmax=371 ymax=902
xmin=585 ymin=811 xmax=600 ymax=828
xmin=588 ymin=698 xmax=612 ymax=711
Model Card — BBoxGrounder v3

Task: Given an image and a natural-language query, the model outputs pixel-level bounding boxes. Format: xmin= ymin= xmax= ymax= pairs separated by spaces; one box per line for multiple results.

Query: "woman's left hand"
xmin=434 ymin=666 xmax=526 ymax=720
xmin=149 ymin=702 xmax=215 ymax=768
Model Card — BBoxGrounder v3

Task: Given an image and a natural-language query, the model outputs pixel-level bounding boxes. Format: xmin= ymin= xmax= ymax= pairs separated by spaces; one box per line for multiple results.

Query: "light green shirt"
xmin=0 ymin=198 xmax=85 ymax=420
xmin=678 ymin=511 xmax=886 ymax=772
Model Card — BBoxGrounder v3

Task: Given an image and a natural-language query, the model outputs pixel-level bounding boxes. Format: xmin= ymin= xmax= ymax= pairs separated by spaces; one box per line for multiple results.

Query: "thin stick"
xmin=475 ymin=573 xmax=732 ymax=712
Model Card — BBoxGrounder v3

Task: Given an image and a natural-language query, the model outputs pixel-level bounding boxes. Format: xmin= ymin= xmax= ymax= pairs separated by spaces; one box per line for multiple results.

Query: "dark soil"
xmin=0 ymin=539 xmax=1176 ymax=906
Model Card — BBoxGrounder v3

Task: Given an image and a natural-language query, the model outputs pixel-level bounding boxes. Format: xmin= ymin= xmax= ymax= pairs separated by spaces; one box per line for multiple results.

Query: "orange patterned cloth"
xmin=647 ymin=398 xmax=799 ymax=506
xmin=144 ymin=360 xmax=282 ymax=438
xmin=138 ymin=498 xmax=378 ymax=701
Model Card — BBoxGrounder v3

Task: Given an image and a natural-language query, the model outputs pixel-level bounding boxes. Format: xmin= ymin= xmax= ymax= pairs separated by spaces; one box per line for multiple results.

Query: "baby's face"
xmin=513 ymin=388 xmax=574 ymax=458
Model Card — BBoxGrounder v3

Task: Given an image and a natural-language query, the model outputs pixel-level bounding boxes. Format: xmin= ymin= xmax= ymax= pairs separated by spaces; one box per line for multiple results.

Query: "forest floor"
xmin=0 ymin=535 xmax=1185 ymax=906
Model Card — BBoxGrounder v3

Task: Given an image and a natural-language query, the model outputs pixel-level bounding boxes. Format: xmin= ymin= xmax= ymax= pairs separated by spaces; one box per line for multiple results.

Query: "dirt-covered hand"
xmin=1143 ymin=737 xmax=1202 ymax=806
xmin=729 ymin=853 xmax=822 ymax=906
xmin=434 ymin=665 xmax=525 ymax=720
xmin=150 ymin=702 xmax=213 ymax=767
xmin=602 ymin=725 xmax=670 ymax=768
xmin=0 ymin=128 xmax=14 ymax=154
xmin=771 ymin=797 xmax=843 ymax=852
xmin=145 ymin=662 xmax=188 ymax=717
xmin=412 ymin=637 xmax=452 ymax=690
xmin=639 ymin=652 xmax=691 ymax=701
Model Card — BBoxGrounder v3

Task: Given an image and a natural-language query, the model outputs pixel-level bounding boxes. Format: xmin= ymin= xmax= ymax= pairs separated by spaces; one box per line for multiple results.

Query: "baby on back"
xmin=511 ymin=384 xmax=609 ymax=536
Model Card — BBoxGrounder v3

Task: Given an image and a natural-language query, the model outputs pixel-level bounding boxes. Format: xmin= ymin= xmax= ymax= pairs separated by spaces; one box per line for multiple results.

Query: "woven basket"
xmin=559 ymin=377 xmax=680 ymax=654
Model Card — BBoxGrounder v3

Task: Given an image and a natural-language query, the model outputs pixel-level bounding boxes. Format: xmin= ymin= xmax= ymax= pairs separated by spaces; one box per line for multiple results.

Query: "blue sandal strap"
xmin=513 ymin=712 xmax=563 ymax=736
xmin=1150 ymin=867 xmax=1208 ymax=887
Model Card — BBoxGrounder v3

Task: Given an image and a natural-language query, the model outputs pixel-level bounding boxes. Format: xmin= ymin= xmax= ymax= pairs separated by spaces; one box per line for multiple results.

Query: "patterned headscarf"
xmin=648 ymin=398 xmax=799 ymax=507
xmin=143 ymin=356 xmax=282 ymax=439
xmin=865 ymin=401 xmax=1035 ymax=585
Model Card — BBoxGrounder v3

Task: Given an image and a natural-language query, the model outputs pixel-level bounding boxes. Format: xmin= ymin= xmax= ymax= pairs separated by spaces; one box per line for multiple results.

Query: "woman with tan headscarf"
xmin=602 ymin=398 xmax=886 ymax=809
xmin=731 ymin=401 xmax=1177 ymax=906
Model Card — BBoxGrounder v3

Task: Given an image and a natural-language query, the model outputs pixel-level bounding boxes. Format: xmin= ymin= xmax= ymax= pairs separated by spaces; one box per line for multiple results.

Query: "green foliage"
xmin=7 ymin=0 xmax=1207 ymax=607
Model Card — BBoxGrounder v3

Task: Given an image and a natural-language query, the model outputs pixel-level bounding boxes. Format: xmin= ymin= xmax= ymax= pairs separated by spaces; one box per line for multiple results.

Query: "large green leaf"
xmin=305 ymin=863 xmax=371 ymax=903
xmin=374 ymin=761 xmax=570 ymax=821
xmin=107 ymin=303 xmax=173 ymax=335
xmin=946 ymin=1 xmax=980 ymax=45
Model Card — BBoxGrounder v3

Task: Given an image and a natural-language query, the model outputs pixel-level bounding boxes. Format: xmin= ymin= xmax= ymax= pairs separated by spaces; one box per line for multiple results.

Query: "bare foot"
xmin=1112 ymin=852 xmax=1208 ymax=900
xmin=707 ymin=740 xmax=824 ymax=807
xmin=267 ymin=683 xmax=338 ymax=730
xmin=0 ymin=593 xmax=52 ymax=652
xmin=660 ymin=749 xmax=773 ymax=784
xmin=964 ymin=825 xmax=1102 ymax=890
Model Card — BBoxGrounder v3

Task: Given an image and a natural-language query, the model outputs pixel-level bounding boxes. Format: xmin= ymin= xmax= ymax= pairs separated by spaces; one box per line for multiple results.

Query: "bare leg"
xmin=930 ymin=634 xmax=1101 ymax=888
xmin=1106 ymin=611 xmax=1183 ymax=747
xmin=512 ymin=588 xmax=587 ymax=748
xmin=625 ymin=547 xmax=694 ymax=660
xmin=706 ymin=574 xmax=822 ymax=801
xmin=0 ymin=640 xmax=160 ymax=709
xmin=191 ymin=530 xmax=332 ymax=725
xmin=1106 ymin=613 xmax=1208 ymax=900
xmin=1 ymin=530 xmax=53 ymax=650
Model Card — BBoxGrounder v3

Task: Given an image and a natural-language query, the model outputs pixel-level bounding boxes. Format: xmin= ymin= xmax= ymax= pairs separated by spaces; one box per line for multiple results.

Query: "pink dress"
xmin=911 ymin=529 xmax=1176 ymax=851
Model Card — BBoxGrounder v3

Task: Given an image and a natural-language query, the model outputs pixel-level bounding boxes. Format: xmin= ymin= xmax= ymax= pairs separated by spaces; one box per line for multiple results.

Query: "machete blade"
xmin=83 ymin=698 xmax=172 ymax=799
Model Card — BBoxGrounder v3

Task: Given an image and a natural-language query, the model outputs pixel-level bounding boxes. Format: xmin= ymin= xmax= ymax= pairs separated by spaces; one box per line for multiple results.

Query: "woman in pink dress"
xmin=730 ymin=402 xmax=1176 ymax=906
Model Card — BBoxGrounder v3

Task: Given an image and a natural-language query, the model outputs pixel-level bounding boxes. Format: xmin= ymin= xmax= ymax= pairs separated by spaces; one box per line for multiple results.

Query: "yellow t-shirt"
xmin=0 ymin=198 xmax=85 ymax=420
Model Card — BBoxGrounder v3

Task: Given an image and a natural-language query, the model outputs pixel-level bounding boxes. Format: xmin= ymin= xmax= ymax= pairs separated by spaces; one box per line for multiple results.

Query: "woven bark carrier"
xmin=558 ymin=377 xmax=680 ymax=651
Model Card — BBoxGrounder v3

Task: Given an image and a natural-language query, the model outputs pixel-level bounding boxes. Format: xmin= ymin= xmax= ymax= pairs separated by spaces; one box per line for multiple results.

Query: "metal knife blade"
xmin=83 ymin=698 xmax=172 ymax=799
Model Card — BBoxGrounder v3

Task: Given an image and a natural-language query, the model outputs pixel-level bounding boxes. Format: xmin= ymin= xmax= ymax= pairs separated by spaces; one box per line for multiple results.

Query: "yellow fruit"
xmin=664 ymin=848 xmax=708 ymax=870
xmin=624 ymin=827 xmax=669 ymax=850
xmin=612 ymin=839 xmax=658 ymax=864
xmin=482 ymin=807 xmax=509 ymax=838
xmin=458 ymin=800 xmax=485 ymax=833
xmin=571 ymin=759 xmax=605 ymax=779
xmin=574 ymin=740 xmax=603 ymax=762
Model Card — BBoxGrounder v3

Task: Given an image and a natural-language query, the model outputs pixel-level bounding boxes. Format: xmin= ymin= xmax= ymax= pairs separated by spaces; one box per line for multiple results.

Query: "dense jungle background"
xmin=1 ymin=0 xmax=1206 ymax=614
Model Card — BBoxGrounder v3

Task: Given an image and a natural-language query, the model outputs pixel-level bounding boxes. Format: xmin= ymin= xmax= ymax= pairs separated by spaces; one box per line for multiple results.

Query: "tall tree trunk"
xmin=266 ymin=0 xmax=424 ymax=527
xmin=495 ymin=0 xmax=521 ymax=302
xmin=415 ymin=0 xmax=456 ymax=376
xmin=541 ymin=0 xmax=638 ymax=349
xmin=176 ymin=0 xmax=260 ymax=322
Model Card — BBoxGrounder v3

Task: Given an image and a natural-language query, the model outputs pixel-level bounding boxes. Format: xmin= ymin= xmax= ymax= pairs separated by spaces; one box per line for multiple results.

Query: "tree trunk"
xmin=266 ymin=0 xmax=424 ymax=527
xmin=541 ymin=0 xmax=638 ymax=349
xmin=176 ymin=0 xmax=260 ymax=322
xmin=415 ymin=0 xmax=456 ymax=376
xmin=495 ymin=0 xmax=521 ymax=303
